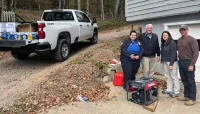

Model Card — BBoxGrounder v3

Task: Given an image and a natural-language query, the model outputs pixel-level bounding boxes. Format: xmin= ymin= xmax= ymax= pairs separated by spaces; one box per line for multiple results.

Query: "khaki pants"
xmin=162 ymin=62 xmax=180 ymax=94
xmin=142 ymin=57 xmax=156 ymax=77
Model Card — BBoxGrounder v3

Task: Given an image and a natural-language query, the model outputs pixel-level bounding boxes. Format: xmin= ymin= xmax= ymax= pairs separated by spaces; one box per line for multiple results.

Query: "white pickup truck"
xmin=0 ymin=9 xmax=98 ymax=61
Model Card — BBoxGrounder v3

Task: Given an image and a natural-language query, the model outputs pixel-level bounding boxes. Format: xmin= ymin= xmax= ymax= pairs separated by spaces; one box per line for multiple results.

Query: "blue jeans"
xmin=178 ymin=60 xmax=196 ymax=101
xmin=121 ymin=60 xmax=140 ymax=89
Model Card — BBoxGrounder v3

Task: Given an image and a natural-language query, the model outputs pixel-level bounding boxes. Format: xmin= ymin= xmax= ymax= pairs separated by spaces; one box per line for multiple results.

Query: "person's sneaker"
xmin=169 ymin=93 xmax=179 ymax=98
xmin=177 ymin=96 xmax=190 ymax=101
xmin=185 ymin=100 xmax=195 ymax=106
xmin=162 ymin=90 xmax=171 ymax=94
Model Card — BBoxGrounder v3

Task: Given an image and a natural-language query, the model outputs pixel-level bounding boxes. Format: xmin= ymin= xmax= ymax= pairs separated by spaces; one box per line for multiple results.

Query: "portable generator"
xmin=126 ymin=77 xmax=158 ymax=106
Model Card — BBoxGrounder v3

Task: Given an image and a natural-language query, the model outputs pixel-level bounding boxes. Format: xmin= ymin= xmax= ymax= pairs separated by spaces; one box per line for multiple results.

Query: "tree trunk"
xmin=77 ymin=0 xmax=81 ymax=10
xmin=86 ymin=0 xmax=89 ymax=16
xmin=7 ymin=0 xmax=10 ymax=10
xmin=0 ymin=0 xmax=2 ymax=21
xmin=38 ymin=3 xmax=41 ymax=10
xmin=10 ymin=0 xmax=13 ymax=7
xmin=120 ymin=0 xmax=124 ymax=20
xmin=59 ymin=0 xmax=62 ymax=9
xmin=63 ymin=0 xmax=66 ymax=9
xmin=101 ymin=0 xmax=104 ymax=21
xmin=1 ymin=0 xmax=4 ymax=11
xmin=109 ymin=9 xmax=113 ymax=20
xmin=66 ymin=0 xmax=69 ymax=9
xmin=114 ymin=0 xmax=120 ymax=19
xmin=14 ymin=0 xmax=16 ymax=11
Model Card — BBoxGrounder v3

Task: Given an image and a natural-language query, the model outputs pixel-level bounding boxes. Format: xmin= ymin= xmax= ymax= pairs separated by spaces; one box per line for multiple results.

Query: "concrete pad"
xmin=44 ymin=82 xmax=200 ymax=114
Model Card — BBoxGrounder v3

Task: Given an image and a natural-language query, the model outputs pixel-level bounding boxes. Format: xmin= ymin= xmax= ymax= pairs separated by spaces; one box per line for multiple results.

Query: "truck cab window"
xmin=80 ymin=12 xmax=90 ymax=23
xmin=43 ymin=11 xmax=74 ymax=21
xmin=75 ymin=12 xmax=84 ymax=22
xmin=75 ymin=11 xmax=90 ymax=22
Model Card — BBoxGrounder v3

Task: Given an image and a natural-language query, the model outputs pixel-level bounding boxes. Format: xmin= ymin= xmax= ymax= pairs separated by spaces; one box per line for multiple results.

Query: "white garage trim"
xmin=164 ymin=20 xmax=200 ymax=30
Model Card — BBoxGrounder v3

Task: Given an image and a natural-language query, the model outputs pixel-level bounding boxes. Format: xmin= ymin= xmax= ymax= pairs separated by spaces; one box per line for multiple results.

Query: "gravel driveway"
xmin=0 ymin=26 xmax=131 ymax=109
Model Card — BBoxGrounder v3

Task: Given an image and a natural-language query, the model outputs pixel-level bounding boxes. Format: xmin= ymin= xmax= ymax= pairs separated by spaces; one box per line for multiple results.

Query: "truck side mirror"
xmin=91 ymin=17 xmax=97 ymax=25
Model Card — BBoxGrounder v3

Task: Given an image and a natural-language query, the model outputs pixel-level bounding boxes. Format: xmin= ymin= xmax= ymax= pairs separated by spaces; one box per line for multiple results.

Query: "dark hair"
xmin=130 ymin=30 xmax=137 ymax=35
xmin=161 ymin=31 xmax=173 ymax=44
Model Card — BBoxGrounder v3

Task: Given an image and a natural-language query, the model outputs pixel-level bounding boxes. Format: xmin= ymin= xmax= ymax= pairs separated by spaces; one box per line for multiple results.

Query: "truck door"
xmin=75 ymin=11 xmax=88 ymax=40
xmin=79 ymin=12 xmax=93 ymax=39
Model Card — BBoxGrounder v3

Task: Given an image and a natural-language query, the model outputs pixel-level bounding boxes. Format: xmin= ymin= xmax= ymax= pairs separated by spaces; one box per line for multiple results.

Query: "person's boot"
xmin=169 ymin=93 xmax=179 ymax=98
xmin=185 ymin=100 xmax=195 ymax=106
xmin=162 ymin=89 xmax=171 ymax=94
xmin=177 ymin=96 xmax=190 ymax=101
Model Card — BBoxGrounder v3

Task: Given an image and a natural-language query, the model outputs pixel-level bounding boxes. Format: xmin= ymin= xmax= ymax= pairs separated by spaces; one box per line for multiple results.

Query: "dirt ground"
xmin=43 ymin=82 xmax=200 ymax=114
xmin=1 ymin=26 xmax=200 ymax=114
xmin=0 ymin=26 xmax=131 ymax=112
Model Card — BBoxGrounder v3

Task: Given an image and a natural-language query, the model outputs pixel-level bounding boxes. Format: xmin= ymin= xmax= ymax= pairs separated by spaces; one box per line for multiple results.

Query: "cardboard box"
xmin=17 ymin=23 xmax=38 ymax=32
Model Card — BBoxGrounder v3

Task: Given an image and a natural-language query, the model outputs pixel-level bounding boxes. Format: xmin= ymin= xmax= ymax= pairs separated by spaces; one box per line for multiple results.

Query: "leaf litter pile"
xmin=2 ymin=36 xmax=167 ymax=113
xmin=154 ymin=72 xmax=167 ymax=89
xmin=2 ymin=36 xmax=126 ymax=114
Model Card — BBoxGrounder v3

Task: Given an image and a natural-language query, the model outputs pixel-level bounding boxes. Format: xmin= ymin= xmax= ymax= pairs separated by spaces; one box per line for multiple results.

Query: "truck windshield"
xmin=42 ymin=11 xmax=74 ymax=21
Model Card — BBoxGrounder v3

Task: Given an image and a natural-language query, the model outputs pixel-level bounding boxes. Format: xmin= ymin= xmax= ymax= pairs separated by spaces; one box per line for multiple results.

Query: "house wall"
xmin=140 ymin=13 xmax=200 ymax=38
xmin=126 ymin=0 xmax=200 ymax=21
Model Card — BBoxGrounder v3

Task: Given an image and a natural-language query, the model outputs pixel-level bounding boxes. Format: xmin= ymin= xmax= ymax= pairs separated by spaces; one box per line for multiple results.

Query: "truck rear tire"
xmin=11 ymin=51 xmax=30 ymax=60
xmin=90 ymin=32 xmax=98 ymax=44
xmin=53 ymin=39 xmax=70 ymax=62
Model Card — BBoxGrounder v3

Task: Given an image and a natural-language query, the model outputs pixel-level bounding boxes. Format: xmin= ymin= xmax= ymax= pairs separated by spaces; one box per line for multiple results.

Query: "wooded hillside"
xmin=1 ymin=0 xmax=125 ymax=21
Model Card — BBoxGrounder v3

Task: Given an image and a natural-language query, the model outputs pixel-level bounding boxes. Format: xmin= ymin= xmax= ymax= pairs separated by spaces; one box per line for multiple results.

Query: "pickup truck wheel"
xmin=90 ymin=32 xmax=98 ymax=44
xmin=53 ymin=39 xmax=70 ymax=62
xmin=11 ymin=51 xmax=30 ymax=60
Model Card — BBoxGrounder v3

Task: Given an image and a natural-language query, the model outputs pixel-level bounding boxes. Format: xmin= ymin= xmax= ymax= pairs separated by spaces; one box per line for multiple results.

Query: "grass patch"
xmin=107 ymin=42 xmax=121 ymax=53
xmin=71 ymin=59 xmax=85 ymax=64
xmin=97 ymin=20 xmax=128 ymax=32
xmin=93 ymin=61 xmax=106 ymax=70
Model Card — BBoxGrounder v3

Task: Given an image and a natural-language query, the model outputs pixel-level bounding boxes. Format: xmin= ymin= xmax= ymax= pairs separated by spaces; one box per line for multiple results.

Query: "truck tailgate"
xmin=0 ymin=32 xmax=39 ymax=47
xmin=0 ymin=39 xmax=38 ymax=47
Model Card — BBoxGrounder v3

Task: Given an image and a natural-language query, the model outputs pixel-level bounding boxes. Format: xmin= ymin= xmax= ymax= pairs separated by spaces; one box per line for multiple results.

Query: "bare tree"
xmin=77 ymin=0 xmax=81 ymax=10
xmin=119 ymin=0 xmax=124 ymax=20
xmin=66 ymin=0 xmax=70 ymax=8
xmin=6 ymin=0 xmax=10 ymax=10
xmin=1 ymin=0 xmax=4 ymax=11
xmin=109 ymin=9 xmax=114 ymax=20
xmin=114 ymin=0 xmax=120 ymax=19
xmin=59 ymin=0 xmax=62 ymax=9
xmin=14 ymin=0 xmax=16 ymax=11
xmin=63 ymin=0 xmax=66 ymax=9
xmin=10 ymin=0 xmax=13 ymax=7
xmin=101 ymin=0 xmax=104 ymax=21
xmin=35 ymin=0 xmax=43 ymax=10
xmin=86 ymin=0 xmax=89 ymax=16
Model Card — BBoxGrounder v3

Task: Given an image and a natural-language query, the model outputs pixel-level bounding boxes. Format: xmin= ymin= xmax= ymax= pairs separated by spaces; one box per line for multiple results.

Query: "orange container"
xmin=113 ymin=72 xmax=124 ymax=86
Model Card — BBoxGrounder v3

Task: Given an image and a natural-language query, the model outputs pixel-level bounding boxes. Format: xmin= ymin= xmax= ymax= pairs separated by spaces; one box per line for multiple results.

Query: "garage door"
xmin=168 ymin=23 xmax=200 ymax=40
xmin=167 ymin=23 xmax=200 ymax=82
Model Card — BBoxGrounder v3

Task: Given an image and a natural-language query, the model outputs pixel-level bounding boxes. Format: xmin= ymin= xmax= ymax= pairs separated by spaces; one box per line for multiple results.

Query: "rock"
xmin=106 ymin=68 xmax=113 ymax=74
xmin=102 ymin=75 xmax=113 ymax=83
xmin=108 ymin=62 xmax=123 ymax=72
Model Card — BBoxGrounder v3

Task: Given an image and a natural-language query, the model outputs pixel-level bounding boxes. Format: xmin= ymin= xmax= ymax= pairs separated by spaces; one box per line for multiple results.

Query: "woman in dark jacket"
xmin=120 ymin=30 xmax=143 ymax=90
xmin=161 ymin=31 xmax=180 ymax=97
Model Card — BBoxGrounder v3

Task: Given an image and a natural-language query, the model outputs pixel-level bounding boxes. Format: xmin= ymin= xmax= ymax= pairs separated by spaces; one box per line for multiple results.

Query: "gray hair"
xmin=145 ymin=24 xmax=153 ymax=29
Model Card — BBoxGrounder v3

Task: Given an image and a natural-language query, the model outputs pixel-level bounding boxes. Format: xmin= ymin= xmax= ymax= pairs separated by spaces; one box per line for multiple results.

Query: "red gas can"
xmin=113 ymin=72 xmax=124 ymax=86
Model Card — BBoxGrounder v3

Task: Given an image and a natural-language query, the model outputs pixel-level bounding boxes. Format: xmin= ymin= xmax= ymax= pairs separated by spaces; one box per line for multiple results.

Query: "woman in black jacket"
xmin=161 ymin=31 xmax=180 ymax=97
xmin=120 ymin=30 xmax=143 ymax=90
